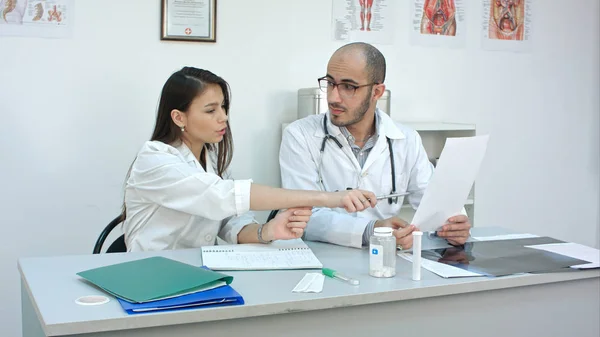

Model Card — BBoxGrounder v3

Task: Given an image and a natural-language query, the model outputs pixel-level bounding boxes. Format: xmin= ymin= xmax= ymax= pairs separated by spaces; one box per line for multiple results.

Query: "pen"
xmin=375 ymin=192 xmax=411 ymax=200
xmin=322 ymin=268 xmax=360 ymax=285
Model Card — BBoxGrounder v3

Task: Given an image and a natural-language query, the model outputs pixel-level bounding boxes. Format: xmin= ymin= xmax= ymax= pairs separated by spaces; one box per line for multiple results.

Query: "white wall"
xmin=0 ymin=1 xmax=598 ymax=336
xmin=468 ymin=1 xmax=600 ymax=250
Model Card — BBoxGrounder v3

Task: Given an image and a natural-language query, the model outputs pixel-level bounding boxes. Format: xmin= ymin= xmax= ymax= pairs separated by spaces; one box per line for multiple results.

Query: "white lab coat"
xmin=123 ymin=140 xmax=257 ymax=251
xmin=279 ymin=109 xmax=436 ymax=248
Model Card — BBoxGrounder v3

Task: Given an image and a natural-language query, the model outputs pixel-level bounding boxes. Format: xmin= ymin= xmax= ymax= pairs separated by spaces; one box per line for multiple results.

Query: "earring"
xmin=181 ymin=126 xmax=185 ymax=132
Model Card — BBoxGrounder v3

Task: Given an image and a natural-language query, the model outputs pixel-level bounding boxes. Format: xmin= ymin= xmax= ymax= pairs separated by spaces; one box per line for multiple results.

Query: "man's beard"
xmin=330 ymin=92 xmax=372 ymax=127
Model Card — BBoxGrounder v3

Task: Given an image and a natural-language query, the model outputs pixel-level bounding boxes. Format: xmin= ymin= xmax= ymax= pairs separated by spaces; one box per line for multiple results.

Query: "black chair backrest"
xmin=106 ymin=234 xmax=127 ymax=253
xmin=93 ymin=215 xmax=127 ymax=254
xmin=94 ymin=210 xmax=280 ymax=254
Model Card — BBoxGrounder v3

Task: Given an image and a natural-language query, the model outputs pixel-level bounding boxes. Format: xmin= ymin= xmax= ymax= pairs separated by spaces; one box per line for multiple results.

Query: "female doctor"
xmin=122 ymin=66 xmax=377 ymax=252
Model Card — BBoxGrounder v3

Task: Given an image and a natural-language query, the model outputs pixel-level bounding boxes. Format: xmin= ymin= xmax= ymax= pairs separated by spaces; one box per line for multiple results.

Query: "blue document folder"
xmin=117 ymin=283 xmax=244 ymax=314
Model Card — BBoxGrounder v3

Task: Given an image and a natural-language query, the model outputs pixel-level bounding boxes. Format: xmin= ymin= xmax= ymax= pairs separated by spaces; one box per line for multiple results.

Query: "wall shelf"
xmin=400 ymin=198 xmax=474 ymax=210
xmin=396 ymin=121 xmax=476 ymax=132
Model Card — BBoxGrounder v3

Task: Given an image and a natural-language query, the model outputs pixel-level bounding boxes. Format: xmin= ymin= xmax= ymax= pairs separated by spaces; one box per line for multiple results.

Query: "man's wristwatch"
xmin=257 ymin=223 xmax=273 ymax=244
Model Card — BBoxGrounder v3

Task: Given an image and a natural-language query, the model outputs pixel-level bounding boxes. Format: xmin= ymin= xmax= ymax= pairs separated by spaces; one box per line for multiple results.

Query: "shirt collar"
xmin=339 ymin=112 xmax=380 ymax=144
xmin=174 ymin=141 xmax=212 ymax=171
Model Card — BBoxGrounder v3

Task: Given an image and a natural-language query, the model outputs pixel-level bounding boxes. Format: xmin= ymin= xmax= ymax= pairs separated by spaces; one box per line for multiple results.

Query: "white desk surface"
xmin=19 ymin=227 xmax=600 ymax=336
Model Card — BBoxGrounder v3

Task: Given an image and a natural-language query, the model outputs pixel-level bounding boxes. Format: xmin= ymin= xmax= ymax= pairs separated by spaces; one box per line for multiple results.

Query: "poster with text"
xmin=0 ymin=0 xmax=73 ymax=38
xmin=332 ymin=0 xmax=395 ymax=45
xmin=410 ymin=0 xmax=466 ymax=48
xmin=482 ymin=0 xmax=532 ymax=52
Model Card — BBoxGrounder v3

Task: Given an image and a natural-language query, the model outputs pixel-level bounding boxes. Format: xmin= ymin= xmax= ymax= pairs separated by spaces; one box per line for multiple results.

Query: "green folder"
xmin=76 ymin=256 xmax=233 ymax=303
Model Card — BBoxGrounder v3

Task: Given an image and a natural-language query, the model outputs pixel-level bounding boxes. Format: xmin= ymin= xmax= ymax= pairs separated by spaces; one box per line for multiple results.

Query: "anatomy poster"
xmin=482 ymin=0 xmax=532 ymax=52
xmin=332 ymin=0 xmax=395 ymax=45
xmin=0 ymin=0 xmax=73 ymax=38
xmin=410 ymin=0 xmax=466 ymax=48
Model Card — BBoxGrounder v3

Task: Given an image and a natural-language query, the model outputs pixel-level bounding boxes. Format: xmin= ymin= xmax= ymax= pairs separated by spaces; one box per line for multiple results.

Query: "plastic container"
xmin=412 ymin=231 xmax=423 ymax=281
xmin=369 ymin=227 xmax=397 ymax=278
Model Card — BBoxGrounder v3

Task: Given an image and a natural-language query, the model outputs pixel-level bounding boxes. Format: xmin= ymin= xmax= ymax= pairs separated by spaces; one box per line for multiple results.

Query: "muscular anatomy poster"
xmin=482 ymin=0 xmax=532 ymax=52
xmin=0 ymin=0 xmax=73 ymax=38
xmin=332 ymin=0 xmax=395 ymax=45
xmin=410 ymin=0 xmax=466 ymax=48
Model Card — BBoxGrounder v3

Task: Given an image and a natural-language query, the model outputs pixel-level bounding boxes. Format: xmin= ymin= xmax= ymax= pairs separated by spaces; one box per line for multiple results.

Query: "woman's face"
xmin=177 ymin=84 xmax=228 ymax=147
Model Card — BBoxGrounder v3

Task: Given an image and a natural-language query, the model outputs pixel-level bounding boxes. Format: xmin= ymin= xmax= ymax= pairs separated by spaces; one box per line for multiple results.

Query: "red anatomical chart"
xmin=420 ymin=0 xmax=456 ymax=36
xmin=488 ymin=0 xmax=525 ymax=40
xmin=410 ymin=0 xmax=465 ymax=48
xmin=482 ymin=0 xmax=531 ymax=52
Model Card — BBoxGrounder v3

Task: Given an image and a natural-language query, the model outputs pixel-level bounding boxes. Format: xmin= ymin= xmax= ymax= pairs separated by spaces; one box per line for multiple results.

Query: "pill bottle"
xmin=369 ymin=227 xmax=396 ymax=278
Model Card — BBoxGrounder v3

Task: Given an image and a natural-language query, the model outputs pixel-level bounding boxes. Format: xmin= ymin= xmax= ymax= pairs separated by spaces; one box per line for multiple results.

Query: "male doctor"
xmin=279 ymin=42 xmax=471 ymax=249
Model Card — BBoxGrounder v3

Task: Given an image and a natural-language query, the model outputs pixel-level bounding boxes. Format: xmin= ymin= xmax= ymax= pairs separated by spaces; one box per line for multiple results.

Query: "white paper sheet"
xmin=525 ymin=243 xmax=600 ymax=269
xmin=412 ymin=135 xmax=489 ymax=232
xmin=399 ymin=253 xmax=484 ymax=278
xmin=472 ymin=233 xmax=539 ymax=241
xmin=292 ymin=273 xmax=325 ymax=293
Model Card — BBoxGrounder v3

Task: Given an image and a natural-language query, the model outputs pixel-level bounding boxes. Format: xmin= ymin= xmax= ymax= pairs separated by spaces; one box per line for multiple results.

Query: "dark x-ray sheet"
xmin=421 ymin=237 xmax=591 ymax=277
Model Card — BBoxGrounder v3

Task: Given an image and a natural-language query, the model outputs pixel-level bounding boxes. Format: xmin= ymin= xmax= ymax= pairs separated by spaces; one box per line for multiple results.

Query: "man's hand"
xmin=375 ymin=217 xmax=417 ymax=249
xmin=436 ymin=214 xmax=471 ymax=246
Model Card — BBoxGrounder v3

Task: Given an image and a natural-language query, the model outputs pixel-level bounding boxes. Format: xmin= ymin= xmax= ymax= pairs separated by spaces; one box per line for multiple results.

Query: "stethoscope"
xmin=317 ymin=114 xmax=399 ymax=204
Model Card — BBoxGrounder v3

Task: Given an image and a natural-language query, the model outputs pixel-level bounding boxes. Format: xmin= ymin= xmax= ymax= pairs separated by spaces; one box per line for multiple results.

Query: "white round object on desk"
xmin=75 ymin=295 xmax=110 ymax=306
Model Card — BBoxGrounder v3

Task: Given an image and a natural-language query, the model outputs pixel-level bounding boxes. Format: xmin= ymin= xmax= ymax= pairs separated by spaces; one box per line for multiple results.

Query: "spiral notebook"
xmin=201 ymin=239 xmax=323 ymax=271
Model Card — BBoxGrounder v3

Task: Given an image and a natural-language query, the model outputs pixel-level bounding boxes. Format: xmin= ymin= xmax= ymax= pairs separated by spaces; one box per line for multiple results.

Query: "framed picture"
xmin=161 ymin=0 xmax=217 ymax=42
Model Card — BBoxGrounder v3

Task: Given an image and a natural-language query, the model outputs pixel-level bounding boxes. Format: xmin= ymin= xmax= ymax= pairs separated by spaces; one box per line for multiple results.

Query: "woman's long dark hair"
xmin=120 ymin=67 xmax=234 ymax=222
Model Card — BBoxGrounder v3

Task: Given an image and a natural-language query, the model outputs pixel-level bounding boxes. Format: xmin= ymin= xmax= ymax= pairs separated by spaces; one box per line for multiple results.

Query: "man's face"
xmin=325 ymin=53 xmax=375 ymax=127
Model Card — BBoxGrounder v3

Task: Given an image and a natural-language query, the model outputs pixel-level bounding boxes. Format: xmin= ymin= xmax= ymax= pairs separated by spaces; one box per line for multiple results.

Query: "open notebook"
xmin=201 ymin=239 xmax=323 ymax=271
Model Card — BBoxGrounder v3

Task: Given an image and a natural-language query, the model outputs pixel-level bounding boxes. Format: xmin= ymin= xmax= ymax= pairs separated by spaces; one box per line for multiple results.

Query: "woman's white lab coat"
xmin=279 ymin=109 xmax=435 ymax=248
xmin=123 ymin=140 xmax=256 ymax=251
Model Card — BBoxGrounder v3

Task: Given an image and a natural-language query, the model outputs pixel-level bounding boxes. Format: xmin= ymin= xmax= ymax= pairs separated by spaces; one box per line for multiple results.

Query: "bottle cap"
xmin=374 ymin=227 xmax=393 ymax=236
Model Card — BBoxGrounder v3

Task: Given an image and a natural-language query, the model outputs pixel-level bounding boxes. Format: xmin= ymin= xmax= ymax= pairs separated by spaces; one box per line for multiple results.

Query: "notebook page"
xmin=201 ymin=239 xmax=323 ymax=270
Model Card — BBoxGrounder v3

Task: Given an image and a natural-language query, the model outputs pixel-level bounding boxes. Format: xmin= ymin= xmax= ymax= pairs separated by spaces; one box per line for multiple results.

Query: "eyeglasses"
xmin=317 ymin=76 xmax=378 ymax=99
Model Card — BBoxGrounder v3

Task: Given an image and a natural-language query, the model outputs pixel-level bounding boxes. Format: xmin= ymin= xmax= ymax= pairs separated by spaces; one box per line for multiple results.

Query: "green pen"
xmin=322 ymin=268 xmax=360 ymax=285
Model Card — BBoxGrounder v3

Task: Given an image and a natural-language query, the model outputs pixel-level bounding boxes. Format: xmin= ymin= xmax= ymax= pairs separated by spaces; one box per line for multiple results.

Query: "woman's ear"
xmin=171 ymin=109 xmax=186 ymax=128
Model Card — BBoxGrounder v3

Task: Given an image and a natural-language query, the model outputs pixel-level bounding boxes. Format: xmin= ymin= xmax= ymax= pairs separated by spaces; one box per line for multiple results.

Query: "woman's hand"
xmin=262 ymin=207 xmax=312 ymax=241
xmin=325 ymin=189 xmax=377 ymax=212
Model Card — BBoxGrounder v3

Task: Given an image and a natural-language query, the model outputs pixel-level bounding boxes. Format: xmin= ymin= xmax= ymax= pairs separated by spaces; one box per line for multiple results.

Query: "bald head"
xmin=331 ymin=42 xmax=386 ymax=84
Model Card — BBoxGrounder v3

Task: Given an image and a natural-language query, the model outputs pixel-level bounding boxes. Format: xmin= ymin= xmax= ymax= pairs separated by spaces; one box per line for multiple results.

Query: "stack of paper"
xmin=472 ymin=233 xmax=539 ymax=241
xmin=525 ymin=243 xmax=600 ymax=270
xmin=77 ymin=256 xmax=244 ymax=314
xmin=398 ymin=252 xmax=484 ymax=278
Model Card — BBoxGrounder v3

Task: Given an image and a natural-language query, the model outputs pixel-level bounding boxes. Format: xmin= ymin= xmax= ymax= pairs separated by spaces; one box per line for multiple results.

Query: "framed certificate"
xmin=161 ymin=0 xmax=217 ymax=42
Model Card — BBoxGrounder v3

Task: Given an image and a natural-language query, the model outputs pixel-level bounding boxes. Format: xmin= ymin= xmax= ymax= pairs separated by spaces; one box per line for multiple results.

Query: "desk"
xmin=20 ymin=227 xmax=600 ymax=337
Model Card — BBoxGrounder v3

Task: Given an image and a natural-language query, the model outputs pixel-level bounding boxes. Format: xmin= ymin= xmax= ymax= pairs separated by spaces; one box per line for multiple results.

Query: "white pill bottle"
xmin=369 ymin=227 xmax=397 ymax=278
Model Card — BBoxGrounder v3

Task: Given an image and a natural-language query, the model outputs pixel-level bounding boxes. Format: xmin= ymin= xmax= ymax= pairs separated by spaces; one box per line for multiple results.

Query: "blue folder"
xmin=117 ymin=283 xmax=244 ymax=314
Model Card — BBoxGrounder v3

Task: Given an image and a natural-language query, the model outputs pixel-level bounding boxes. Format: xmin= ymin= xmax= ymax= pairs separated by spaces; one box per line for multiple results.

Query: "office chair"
xmin=93 ymin=215 xmax=127 ymax=254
